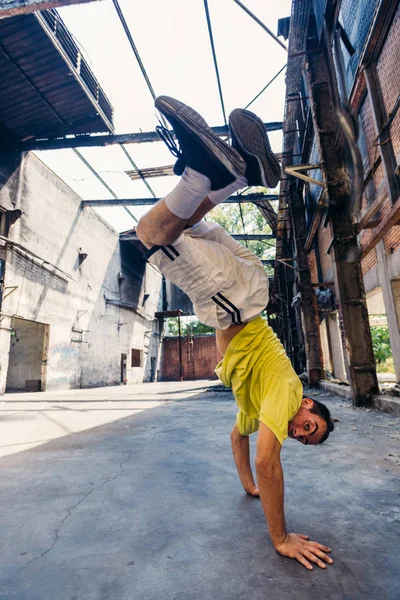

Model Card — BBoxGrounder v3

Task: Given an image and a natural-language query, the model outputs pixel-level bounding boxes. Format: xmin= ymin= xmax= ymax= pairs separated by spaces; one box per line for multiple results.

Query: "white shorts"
xmin=145 ymin=221 xmax=269 ymax=330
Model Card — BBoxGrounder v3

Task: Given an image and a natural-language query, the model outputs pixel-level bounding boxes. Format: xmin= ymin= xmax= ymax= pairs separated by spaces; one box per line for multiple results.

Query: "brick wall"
xmin=384 ymin=226 xmax=400 ymax=256
xmin=160 ymin=335 xmax=222 ymax=381
xmin=361 ymin=248 xmax=378 ymax=274
xmin=377 ymin=2 xmax=400 ymax=159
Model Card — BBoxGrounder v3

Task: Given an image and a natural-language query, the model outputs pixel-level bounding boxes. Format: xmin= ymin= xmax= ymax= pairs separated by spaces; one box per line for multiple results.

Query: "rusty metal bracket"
xmin=276 ymin=258 xmax=296 ymax=270
xmin=2 ymin=286 xmax=18 ymax=301
xmin=285 ymin=164 xmax=324 ymax=187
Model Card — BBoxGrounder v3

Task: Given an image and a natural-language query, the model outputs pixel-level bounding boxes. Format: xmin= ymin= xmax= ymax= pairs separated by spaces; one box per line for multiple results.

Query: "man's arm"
xmin=230 ymin=424 xmax=259 ymax=496
xmin=256 ymin=422 xmax=333 ymax=570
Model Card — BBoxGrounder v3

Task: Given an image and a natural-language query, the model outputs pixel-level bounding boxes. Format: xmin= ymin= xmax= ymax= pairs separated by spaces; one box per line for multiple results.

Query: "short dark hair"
xmin=309 ymin=399 xmax=334 ymax=444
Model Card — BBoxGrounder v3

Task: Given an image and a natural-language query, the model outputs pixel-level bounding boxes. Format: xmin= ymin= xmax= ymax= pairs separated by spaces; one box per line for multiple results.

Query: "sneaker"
xmin=155 ymin=96 xmax=245 ymax=191
xmin=229 ymin=108 xmax=281 ymax=187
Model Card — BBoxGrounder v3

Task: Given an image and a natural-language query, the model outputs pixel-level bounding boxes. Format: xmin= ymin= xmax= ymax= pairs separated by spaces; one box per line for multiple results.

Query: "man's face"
xmin=288 ymin=398 xmax=327 ymax=445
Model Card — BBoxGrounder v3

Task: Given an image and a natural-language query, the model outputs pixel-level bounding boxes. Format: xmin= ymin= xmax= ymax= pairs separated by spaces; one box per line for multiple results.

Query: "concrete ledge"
xmin=319 ymin=380 xmax=400 ymax=417
xmin=319 ymin=381 xmax=352 ymax=399
xmin=372 ymin=394 xmax=400 ymax=416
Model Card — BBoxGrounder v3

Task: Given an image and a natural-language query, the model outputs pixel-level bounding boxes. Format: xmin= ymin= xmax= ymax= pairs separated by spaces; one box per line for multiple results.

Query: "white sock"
xmin=207 ymin=175 xmax=248 ymax=205
xmin=164 ymin=167 xmax=212 ymax=219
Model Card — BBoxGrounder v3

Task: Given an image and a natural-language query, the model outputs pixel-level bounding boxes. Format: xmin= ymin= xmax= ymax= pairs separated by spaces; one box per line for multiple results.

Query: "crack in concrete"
xmin=21 ymin=449 xmax=138 ymax=570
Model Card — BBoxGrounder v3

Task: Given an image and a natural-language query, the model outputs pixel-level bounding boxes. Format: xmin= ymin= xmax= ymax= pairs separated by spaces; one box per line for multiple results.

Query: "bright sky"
xmin=35 ymin=0 xmax=291 ymax=232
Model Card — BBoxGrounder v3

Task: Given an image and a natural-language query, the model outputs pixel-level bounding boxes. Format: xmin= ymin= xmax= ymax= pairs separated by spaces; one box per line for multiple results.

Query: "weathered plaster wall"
xmin=0 ymin=152 xmax=163 ymax=393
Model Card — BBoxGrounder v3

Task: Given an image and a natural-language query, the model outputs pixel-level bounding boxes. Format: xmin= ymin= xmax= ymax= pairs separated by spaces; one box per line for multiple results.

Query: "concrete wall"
xmin=160 ymin=335 xmax=221 ymax=382
xmin=360 ymin=244 xmax=400 ymax=379
xmin=319 ymin=318 xmax=332 ymax=374
xmin=0 ymin=152 xmax=164 ymax=393
xmin=326 ymin=312 xmax=347 ymax=382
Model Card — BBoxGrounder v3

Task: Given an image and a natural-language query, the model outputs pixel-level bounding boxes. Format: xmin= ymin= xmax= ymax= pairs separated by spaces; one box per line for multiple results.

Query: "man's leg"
xmin=137 ymin=168 xmax=246 ymax=249
xmin=137 ymin=97 xmax=279 ymax=249
xmin=137 ymin=96 xmax=246 ymax=249
xmin=136 ymin=97 xmax=275 ymax=334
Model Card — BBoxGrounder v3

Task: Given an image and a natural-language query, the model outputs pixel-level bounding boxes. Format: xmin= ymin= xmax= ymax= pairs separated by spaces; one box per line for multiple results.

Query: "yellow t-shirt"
xmin=215 ymin=315 xmax=303 ymax=445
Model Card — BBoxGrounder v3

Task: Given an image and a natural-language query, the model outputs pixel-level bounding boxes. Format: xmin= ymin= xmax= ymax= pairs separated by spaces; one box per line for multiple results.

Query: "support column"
xmin=284 ymin=246 xmax=303 ymax=374
xmin=376 ymin=242 xmax=400 ymax=381
xmin=0 ymin=316 xmax=12 ymax=395
xmin=305 ymin=42 xmax=379 ymax=406
xmin=289 ymin=181 xmax=323 ymax=384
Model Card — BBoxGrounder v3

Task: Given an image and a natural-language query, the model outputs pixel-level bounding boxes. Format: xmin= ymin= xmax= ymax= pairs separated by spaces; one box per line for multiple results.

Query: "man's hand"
xmin=275 ymin=533 xmax=333 ymax=570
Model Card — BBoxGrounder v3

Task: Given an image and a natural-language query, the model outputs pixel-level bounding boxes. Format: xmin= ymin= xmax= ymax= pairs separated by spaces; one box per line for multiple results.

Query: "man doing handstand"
xmin=137 ymin=96 xmax=334 ymax=571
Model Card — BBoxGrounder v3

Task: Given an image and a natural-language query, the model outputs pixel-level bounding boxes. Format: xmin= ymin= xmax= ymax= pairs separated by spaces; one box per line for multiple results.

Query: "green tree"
xmin=166 ymin=318 xmax=213 ymax=337
xmin=370 ymin=326 xmax=392 ymax=364
xmin=206 ymin=191 xmax=276 ymax=276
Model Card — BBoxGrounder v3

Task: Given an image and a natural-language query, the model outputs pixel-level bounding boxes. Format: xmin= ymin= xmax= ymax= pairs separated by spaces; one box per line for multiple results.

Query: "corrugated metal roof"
xmin=0 ymin=8 xmax=113 ymax=144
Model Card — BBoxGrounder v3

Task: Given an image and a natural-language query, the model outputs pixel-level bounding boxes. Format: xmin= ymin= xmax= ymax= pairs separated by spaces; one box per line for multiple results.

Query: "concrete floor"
xmin=0 ymin=382 xmax=399 ymax=600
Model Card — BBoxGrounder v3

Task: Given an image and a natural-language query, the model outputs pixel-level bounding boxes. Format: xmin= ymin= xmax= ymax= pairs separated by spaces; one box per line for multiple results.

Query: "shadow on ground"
xmin=0 ymin=383 xmax=399 ymax=600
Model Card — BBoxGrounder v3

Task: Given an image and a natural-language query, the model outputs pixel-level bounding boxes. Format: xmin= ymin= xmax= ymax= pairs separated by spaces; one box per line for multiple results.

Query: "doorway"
xmin=150 ymin=356 xmax=156 ymax=382
xmin=6 ymin=317 xmax=49 ymax=392
xmin=121 ymin=353 xmax=127 ymax=384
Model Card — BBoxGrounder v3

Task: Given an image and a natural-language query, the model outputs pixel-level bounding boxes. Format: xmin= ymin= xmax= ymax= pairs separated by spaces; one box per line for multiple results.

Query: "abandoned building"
xmin=0 ymin=6 xmax=166 ymax=392
xmin=0 ymin=2 xmax=399 ymax=599
xmin=273 ymin=0 xmax=400 ymax=407
xmin=0 ymin=0 xmax=399 ymax=409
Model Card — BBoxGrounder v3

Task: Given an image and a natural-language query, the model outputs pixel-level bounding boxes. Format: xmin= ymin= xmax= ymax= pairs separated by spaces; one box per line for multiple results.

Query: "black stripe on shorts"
xmin=167 ymin=244 xmax=179 ymax=258
xmin=143 ymin=245 xmax=163 ymax=261
xmin=161 ymin=246 xmax=176 ymax=261
xmin=216 ymin=292 xmax=242 ymax=324
xmin=211 ymin=295 xmax=236 ymax=325
xmin=143 ymin=244 xmax=179 ymax=262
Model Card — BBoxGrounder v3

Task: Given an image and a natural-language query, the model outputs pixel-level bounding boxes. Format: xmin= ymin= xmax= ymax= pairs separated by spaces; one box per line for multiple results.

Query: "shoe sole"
xmin=229 ymin=109 xmax=281 ymax=188
xmin=155 ymin=96 xmax=246 ymax=180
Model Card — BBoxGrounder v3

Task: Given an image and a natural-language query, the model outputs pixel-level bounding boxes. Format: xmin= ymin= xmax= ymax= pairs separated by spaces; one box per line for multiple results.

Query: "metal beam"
xmin=232 ymin=234 xmax=275 ymax=240
xmin=274 ymin=0 xmax=322 ymax=382
xmin=18 ymin=123 xmax=283 ymax=152
xmin=203 ymin=0 xmax=227 ymax=125
xmin=261 ymin=260 xmax=275 ymax=266
xmin=126 ymin=165 xmax=174 ymax=180
xmin=81 ymin=194 xmax=279 ymax=207
xmin=73 ymin=149 xmax=138 ymax=224
xmin=120 ymin=145 xmax=156 ymax=198
xmin=355 ymin=190 xmax=387 ymax=234
xmin=119 ymin=232 xmax=275 ymax=242
xmin=245 ymin=64 xmax=287 ymax=110
xmin=232 ymin=0 xmax=287 ymax=52
xmin=111 ymin=0 xmax=165 ymax=132
xmin=0 ymin=0 xmax=102 ymax=17
xmin=305 ymin=22 xmax=379 ymax=405
xmin=285 ymin=164 xmax=324 ymax=187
